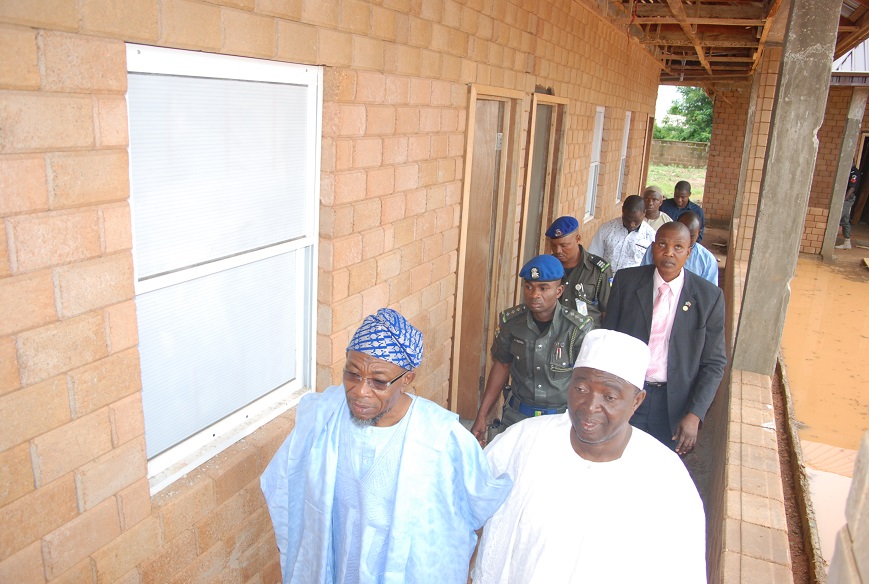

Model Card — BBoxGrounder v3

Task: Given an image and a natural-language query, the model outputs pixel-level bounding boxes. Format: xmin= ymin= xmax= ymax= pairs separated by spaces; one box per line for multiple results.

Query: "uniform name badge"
xmin=575 ymin=298 xmax=588 ymax=316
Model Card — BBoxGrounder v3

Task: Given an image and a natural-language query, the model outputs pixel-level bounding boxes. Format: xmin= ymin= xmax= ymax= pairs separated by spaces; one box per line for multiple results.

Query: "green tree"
xmin=654 ymin=86 xmax=713 ymax=142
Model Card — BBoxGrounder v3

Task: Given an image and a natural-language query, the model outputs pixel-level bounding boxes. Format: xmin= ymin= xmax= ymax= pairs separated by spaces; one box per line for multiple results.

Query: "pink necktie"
xmin=646 ymin=283 xmax=671 ymax=380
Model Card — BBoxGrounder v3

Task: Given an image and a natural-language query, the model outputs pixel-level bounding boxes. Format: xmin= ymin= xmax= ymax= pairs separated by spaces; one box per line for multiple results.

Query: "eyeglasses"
xmin=342 ymin=369 xmax=408 ymax=392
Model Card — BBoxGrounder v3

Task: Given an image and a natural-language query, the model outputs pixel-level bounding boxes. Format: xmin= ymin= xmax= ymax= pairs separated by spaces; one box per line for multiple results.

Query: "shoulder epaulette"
xmin=499 ymin=305 xmax=528 ymax=324
xmin=587 ymin=252 xmax=610 ymax=272
xmin=560 ymin=306 xmax=593 ymax=330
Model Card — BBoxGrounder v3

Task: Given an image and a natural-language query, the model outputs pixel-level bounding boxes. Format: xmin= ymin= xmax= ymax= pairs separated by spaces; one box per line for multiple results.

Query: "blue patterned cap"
xmin=347 ymin=308 xmax=423 ymax=370
xmin=519 ymin=254 xmax=564 ymax=281
xmin=545 ymin=216 xmax=579 ymax=239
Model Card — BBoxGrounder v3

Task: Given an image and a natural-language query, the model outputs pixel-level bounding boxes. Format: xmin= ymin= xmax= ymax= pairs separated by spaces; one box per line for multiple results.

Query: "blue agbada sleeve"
xmin=261 ymin=386 xmax=346 ymax=584
xmin=385 ymin=397 xmax=512 ymax=584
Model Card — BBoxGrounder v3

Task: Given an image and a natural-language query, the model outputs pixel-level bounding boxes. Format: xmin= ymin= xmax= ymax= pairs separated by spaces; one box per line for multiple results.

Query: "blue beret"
xmin=545 ymin=216 xmax=579 ymax=239
xmin=519 ymin=254 xmax=564 ymax=281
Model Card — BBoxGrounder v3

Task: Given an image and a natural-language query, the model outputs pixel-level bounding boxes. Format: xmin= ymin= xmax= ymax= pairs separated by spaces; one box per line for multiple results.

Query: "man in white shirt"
xmin=588 ymin=195 xmax=656 ymax=273
xmin=473 ymin=329 xmax=706 ymax=583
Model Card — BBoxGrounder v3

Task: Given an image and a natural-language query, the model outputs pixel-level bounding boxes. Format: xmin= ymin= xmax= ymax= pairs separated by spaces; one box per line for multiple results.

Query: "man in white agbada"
xmin=261 ymin=308 xmax=512 ymax=583
xmin=472 ymin=329 xmax=706 ymax=583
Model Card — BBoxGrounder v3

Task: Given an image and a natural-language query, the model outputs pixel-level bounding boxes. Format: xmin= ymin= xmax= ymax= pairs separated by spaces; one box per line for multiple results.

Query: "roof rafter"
xmin=836 ymin=9 xmax=869 ymax=58
xmin=749 ymin=0 xmax=785 ymax=75
xmin=616 ymin=17 xmax=764 ymax=27
xmin=598 ymin=1 xmax=869 ymax=87
xmin=632 ymin=3 xmax=764 ymax=19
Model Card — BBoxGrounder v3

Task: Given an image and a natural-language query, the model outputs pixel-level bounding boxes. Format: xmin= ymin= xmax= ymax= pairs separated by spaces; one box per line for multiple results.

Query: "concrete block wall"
xmin=649 ymin=139 xmax=709 ymax=168
xmin=0 ymin=0 xmax=661 ymax=582
xmin=828 ymin=431 xmax=869 ymax=584
xmin=705 ymin=85 xmax=751 ymax=225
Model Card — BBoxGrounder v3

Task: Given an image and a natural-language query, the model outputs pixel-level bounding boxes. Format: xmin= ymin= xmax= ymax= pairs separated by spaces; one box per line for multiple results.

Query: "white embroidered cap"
xmin=573 ymin=329 xmax=651 ymax=390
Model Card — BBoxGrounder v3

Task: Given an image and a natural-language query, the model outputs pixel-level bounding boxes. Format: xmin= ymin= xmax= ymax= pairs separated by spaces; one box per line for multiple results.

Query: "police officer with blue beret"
xmin=470 ymin=254 xmax=593 ymax=445
xmin=546 ymin=216 xmax=612 ymax=328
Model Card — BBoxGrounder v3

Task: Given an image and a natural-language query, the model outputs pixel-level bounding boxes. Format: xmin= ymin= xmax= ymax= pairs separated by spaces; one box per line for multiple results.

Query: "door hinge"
xmin=495 ymin=133 xmax=503 ymax=151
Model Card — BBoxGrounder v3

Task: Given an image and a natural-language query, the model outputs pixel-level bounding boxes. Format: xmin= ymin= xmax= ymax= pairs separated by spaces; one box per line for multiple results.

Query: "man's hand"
xmin=472 ymin=361 xmax=511 ymax=448
xmin=673 ymin=413 xmax=701 ymax=455
xmin=470 ymin=417 xmax=488 ymax=447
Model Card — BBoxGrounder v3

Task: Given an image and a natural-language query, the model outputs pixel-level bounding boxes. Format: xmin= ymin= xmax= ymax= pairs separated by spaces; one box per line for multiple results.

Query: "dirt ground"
xmin=771 ymin=369 xmax=812 ymax=584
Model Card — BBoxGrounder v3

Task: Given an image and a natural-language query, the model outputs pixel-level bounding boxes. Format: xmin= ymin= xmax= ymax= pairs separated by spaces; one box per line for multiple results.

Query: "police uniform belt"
xmin=508 ymin=395 xmax=566 ymax=416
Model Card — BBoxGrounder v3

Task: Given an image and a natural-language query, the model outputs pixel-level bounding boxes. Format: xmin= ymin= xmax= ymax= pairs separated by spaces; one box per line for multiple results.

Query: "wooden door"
xmin=450 ymin=86 xmax=523 ymax=420
xmin=455 ymin=99 xmax=502 ymax=419
xmin=517 ymin=93 xmax=568 ymax=303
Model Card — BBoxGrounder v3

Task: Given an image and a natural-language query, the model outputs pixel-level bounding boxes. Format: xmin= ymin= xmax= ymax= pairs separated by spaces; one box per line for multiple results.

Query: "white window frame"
xmin=617 ymin=111 xmax=631 ymax=203
xmin=585 ymin=106 xmax=605 ymax=220
xmin=126 ymin=45 xmax=321 ymax=494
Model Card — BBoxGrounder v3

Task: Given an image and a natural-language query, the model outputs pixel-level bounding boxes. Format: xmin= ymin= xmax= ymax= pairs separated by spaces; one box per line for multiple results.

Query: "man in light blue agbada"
xmin=261 ymin=308 xmax=512 ymax=583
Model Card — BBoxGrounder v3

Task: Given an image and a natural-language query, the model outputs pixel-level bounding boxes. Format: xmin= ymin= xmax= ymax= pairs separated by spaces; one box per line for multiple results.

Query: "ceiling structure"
xmin=594 ymin=0 xmax=869 ymax=87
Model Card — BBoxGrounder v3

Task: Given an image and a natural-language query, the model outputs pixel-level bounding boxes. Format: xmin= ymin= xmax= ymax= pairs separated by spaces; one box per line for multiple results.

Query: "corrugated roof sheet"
xmin=841 ymin=0 xmax=861 ymax=20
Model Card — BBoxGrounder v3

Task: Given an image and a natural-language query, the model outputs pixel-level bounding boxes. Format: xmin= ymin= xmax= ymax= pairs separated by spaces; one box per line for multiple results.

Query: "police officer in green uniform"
xmin=546 ymin=216 xmax=612 ymax=328
xmin=470 ymin=254 xmax=593 ymax=445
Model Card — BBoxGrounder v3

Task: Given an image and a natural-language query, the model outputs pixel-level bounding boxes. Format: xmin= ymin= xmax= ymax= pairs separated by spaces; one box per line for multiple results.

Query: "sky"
xmin=655 ymin=85 xmax=680 ymax=120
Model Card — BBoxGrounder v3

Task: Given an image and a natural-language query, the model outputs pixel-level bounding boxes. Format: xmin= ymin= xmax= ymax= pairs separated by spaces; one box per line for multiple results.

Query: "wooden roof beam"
xmin=616 ymin=17 xmax=764 ymax=27
xmin=631 ymin=3 xmax=764 ymax=19
xmin=641 ymin=38 xmax=765 ymax=48
xmin=664 ymin=0 xmax=713 ymax=76
xmin=835 ymin=11 xmax=869 ymax=59
xmin=660 ymin=73 xmax=754 ymax=82
xmin=749 ymin=0 xmax=784 ymax=75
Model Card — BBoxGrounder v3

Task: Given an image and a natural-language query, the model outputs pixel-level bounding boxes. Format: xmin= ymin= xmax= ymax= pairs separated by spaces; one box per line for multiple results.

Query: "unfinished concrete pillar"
xmin=732 ymin=0 xmax=841 ymax=375
xmin=821 ymin=87 xmax=869 ymax=259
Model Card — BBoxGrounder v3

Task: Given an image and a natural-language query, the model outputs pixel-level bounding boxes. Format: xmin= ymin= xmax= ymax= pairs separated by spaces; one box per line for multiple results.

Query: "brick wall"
xmin=709 ymin=81 xmax=865 ymax=255
xmin=650 ymin=139 xmax=709 ymax=168
xmin=317 ymin=69 xmax=469 ymax=405
xmin=733 ymin=48 xmax=781 ymax=264
xmin=705 ymin=85 xmax=751 ymax=225
xmin=801 ymin=87 xmax=850 ymax=254
xmin=0 ymin=0 xmax=661 ymax=582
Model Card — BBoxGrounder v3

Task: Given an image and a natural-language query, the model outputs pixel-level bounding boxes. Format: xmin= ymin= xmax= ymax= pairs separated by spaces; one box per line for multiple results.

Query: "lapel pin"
xmin=682 ymin=301 xmax=692 ymax=312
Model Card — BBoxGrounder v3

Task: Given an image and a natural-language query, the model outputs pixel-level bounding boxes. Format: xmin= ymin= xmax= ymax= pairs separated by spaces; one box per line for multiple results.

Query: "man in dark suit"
xmin=604 ymin=222 xmax=726 ymax=454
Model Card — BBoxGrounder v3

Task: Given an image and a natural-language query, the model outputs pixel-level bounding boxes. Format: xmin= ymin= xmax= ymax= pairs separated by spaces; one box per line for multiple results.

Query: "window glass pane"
xmin=128 ymin=74 xmax=309 ymax=280
xmin=138 ymin=252 xmax=299 ymax=457
xmin=591 ymin=108 xmax=605 ymax=162
xmin=586 ymin=163 xmax=599 ymax=216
